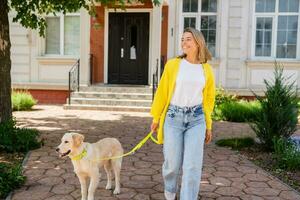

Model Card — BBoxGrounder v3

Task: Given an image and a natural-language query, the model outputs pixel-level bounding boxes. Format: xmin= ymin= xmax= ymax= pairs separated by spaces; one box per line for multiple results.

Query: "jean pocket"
xmin=193 ymin=107 xmax=204 ymax=117
xmin=167 ymin=107 xmax=176 ymax=118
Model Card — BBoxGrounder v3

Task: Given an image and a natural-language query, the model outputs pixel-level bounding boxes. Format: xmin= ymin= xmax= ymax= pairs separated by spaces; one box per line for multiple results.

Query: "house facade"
xmin=10 ymin=0 xmax=300 ymax=103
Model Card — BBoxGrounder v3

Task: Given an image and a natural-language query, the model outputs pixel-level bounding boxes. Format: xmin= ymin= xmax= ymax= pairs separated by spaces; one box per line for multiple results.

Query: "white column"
xmin=167 ymin=0 xmax=176 ymax=58
xmin=151 ymin=2 xmax=162 ymax=84
xmin=240 ymin=0 xmax=251 ymax=88
xmin=79 ymin=8 xmax=91 ymax=86
xmin=218 ymin=0 xmax=229 ymax=87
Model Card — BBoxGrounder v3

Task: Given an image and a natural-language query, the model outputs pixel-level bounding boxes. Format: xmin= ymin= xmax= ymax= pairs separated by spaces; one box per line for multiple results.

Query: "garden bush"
xmin=0 ymin=119 xmax=41 ymax=152
xmin=273 ymin=137 xmax=300 ymax=170
xmin=219 ymin=100 xmax=261 ymax=122
xmin=251 ymin=63 xmax=298 ymax=151
xmin=0 ymin=163 xmax=25 ymax=198
xmin=212 ymin=87 xmax=237 ymax=120
xmin=12 ymin=91 xmax=37 ymax=111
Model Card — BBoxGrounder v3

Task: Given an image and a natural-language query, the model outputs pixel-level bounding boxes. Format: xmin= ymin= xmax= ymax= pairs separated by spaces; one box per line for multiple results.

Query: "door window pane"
xmin=130 ymin=25 xmax=137 ymax=60
xmin=46 ymin=17 xmax=60 ymax=54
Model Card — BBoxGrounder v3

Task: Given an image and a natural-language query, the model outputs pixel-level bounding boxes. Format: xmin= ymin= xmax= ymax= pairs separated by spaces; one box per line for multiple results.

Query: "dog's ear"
xmin=72 ymin=133 xmax=84 ymax=147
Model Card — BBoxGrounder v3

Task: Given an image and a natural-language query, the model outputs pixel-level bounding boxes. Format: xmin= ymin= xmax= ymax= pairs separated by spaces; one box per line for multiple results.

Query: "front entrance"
xmin=108 ymin=13 xmax=149 ymax=85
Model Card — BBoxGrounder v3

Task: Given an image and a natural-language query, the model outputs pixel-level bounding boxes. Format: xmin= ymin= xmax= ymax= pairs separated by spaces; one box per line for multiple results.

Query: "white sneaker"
xmin=164 ymin=190 xmax=176 ymax=200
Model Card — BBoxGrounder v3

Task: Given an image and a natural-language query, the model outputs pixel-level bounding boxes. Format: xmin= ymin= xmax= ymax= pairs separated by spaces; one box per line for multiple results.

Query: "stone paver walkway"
xmin=9 ymin=105 xmax=300 ymax=200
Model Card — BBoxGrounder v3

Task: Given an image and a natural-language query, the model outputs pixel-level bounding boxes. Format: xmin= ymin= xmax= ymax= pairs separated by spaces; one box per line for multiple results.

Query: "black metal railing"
xmin=152 ymin=59 xmax=159 ymax=101
xmin=68 ymin=59 xmax=80 ymax=105
xmin=89 ymin=54 xmax=93 ymax=85
xmin=160 ymin=56 xmax=165 ymax=77
xmin=152 ymin=56 xmax=166 ymax=101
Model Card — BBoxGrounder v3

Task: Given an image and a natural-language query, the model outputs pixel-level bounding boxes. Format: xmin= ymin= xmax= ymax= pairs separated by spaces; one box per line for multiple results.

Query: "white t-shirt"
xmin=170 ymin=59 xmax=206 ymax=107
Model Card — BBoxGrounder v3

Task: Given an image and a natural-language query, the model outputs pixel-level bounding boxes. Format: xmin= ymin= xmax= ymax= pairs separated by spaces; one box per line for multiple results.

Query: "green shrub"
xmin=12 ymin=91 xmax=37 ymax=111
xmin=0 ymin=163 xmax=25 ymax=198
xmin=215 ymin=137 xmax=255 ymax=150
xmin=273 ymin=137 xmax=300 ymax=170
xmin=215 ymin=87 xmax=238 ymax=106
xmin=212 ymin=106 xmax=223 ymax=121
xmin=212 ymin=87 xmax=238 ymax=120
xmin=251 ymin=63 xmax=298 ymax=151
xmin=0 ymin=119 xmax=41 ymax=152
xmin=219 ymin=100 xmax=261 ymax=122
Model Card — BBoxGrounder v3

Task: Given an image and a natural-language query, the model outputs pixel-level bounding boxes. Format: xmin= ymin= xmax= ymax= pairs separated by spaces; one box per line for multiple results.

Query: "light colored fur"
xmin=57 ymin=132 xmax=123 ymax=200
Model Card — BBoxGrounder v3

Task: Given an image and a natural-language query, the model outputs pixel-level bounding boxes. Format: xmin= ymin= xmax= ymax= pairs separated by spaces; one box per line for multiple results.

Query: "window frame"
xmin=178 ymin=0 xmax=220 ymax=58
xmin=44 ymin=12 xmax=80 ymax=56
xmin=251 ymin=0 xmax=300 ymax=60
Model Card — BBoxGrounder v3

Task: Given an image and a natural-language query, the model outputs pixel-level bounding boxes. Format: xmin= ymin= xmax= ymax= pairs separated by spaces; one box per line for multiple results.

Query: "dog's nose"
xmin=56 ymin=148 xmax=60 ymax=152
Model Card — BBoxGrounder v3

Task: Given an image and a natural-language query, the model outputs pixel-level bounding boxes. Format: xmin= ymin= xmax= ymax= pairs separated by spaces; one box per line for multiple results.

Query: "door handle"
xmin=121 ymin=48 xmax=124 ymax=58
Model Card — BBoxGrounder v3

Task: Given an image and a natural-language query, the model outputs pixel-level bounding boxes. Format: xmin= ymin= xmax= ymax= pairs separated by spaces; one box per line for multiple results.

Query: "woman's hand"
xmin=205 ymin=130 xmax=212 ymax=144
xmin=151 ymin=122 xmax=159 ymax=133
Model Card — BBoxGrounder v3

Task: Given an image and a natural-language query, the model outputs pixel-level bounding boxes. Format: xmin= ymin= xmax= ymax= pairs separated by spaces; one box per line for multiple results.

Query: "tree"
xmin=251 ymin=62 xmax=298 ymax=151
xmin=0 ymin=0 xmax=160 ymax=123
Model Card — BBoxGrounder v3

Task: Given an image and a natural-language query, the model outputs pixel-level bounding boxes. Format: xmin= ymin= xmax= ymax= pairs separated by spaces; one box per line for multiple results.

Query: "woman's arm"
xmin=204 ymin=64 xmax=216 ymax=130
xmin=150 ymin=61 xmax=170 ymax=124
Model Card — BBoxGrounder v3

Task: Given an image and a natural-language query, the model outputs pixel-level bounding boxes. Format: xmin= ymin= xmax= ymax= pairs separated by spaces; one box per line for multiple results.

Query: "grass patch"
xmin=215 ymin=137 xmax=255 ymax=150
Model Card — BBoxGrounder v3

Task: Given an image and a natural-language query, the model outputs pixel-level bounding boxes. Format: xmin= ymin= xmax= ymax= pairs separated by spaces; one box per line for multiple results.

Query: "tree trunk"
xmin=0 ymin=0 xmax=12 ymax=123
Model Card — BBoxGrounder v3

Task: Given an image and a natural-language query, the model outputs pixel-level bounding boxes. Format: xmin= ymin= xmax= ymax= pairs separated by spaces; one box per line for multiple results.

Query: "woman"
xmin=150 ymin=27 xmax=215 ymax=200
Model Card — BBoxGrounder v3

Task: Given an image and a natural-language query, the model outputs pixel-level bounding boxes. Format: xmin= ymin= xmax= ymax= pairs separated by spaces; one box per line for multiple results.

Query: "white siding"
xmin=9 ymin=13 xmax=31 ymax=83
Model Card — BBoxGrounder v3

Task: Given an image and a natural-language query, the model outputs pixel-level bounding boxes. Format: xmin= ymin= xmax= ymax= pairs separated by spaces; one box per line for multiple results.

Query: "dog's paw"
xmin=113 ymin=188 xmax=120 ymax=195
xmin=105 ymin=184 xmax=112 ymax=190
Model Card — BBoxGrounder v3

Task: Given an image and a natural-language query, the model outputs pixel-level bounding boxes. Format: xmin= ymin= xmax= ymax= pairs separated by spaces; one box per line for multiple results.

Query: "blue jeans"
xmin=163 ymin=104 xmax=206 ymax=200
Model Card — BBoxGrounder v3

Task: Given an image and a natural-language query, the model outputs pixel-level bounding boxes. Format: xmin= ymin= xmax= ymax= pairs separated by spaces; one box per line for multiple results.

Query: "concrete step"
xmin=70 ymin=98 xmax=152 ymax=107
xmin=72 ymin=91 xmax=152 ymax=100
xmin=80 ymin=85 xmax=153 ymax=93
xmin=63 ymin=104 xmax=150 ymax=112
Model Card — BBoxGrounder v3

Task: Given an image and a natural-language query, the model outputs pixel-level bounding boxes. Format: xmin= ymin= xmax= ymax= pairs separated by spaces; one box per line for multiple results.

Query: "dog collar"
xmin=71 ymin=148 xmax=87 ymax=161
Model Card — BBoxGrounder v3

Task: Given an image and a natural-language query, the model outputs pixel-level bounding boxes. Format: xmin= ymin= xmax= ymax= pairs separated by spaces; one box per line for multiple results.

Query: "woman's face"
xmin=181 ymin=32 xmax=198 ymax=56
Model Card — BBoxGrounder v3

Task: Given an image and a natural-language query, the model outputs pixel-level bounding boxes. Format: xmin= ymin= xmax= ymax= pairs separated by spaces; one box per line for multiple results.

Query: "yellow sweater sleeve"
xmin=204 ymin=64 xmax=216 ymax=130
xmin=150 ymin=61 xmax=170 ymax=123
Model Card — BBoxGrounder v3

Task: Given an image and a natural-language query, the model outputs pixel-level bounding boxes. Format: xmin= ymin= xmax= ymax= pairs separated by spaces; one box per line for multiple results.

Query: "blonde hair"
xmin=178 ymin=27 xmax=212 ymax=63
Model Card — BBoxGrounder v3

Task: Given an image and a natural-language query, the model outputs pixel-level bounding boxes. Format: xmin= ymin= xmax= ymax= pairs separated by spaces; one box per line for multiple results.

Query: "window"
xmin=181 ymin=0 xmax=218 ymax=56
xmin=254 ymin=0 xmax=300 ymax=59
xmin=45 ymin=13 xmax=80 ymax=56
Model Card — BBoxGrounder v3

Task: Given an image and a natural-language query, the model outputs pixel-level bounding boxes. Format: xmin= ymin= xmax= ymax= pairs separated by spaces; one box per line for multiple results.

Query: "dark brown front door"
xmin=108 ymin=13 xmax=149 ymax=85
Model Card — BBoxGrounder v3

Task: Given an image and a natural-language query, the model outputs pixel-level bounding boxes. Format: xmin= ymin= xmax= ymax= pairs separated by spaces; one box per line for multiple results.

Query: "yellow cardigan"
xmin=150 ymin=58 xmax=216 ymax=144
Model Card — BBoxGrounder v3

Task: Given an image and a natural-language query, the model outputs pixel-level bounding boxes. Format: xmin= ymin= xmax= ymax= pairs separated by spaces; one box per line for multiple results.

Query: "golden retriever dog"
xmin=56 ymin=132 xmax=123 ymax=200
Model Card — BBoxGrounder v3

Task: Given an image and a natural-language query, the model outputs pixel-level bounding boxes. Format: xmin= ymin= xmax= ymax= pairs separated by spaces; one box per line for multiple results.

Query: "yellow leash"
xmin=71 ymin=131 xmax=160 ymax=162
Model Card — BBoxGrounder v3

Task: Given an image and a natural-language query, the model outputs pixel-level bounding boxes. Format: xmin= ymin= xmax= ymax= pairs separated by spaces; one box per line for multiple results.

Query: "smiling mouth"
xmin=59 ymin=150 xmax=71 ymax=158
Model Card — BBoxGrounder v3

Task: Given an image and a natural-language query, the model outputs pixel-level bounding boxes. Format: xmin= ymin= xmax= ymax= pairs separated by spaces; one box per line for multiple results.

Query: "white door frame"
xmin=104 ymin=8 xmax=160 ymax=85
